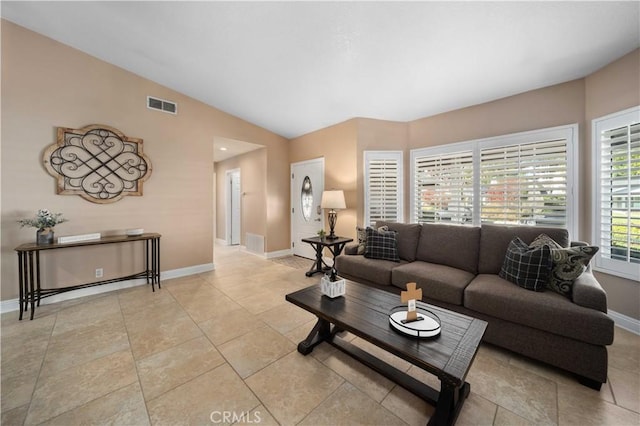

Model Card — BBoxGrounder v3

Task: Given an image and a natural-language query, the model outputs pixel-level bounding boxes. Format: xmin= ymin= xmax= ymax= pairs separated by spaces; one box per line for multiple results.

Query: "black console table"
xmin=301 ymin=236 xmax=353 ymax=277
xmin=15 ymin=233 xmax=161 ymax=320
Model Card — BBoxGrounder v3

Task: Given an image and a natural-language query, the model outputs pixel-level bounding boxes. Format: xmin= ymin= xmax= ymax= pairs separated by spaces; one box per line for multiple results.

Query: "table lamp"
xmin=321 ymin=190 xmax=346 ymax=240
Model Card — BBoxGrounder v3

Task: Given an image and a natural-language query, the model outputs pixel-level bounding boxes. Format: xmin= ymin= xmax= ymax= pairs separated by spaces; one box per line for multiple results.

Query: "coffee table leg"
xmin=428 ymin=381 xmax=470 ymax=426
xmin=297 ymin=318 xmax=332 ymax=355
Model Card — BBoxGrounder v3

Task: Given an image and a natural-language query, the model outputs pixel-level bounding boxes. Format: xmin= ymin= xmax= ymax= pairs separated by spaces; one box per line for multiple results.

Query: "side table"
xmin=301 ymin=236 xmax=353 ymax=277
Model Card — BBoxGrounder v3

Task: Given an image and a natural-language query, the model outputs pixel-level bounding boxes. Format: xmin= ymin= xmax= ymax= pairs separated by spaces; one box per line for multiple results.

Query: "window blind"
xmin=480 ymin=139 xmax=568 ymax=227
xmin=597 ymin=122 xmax=640 ymax=265
xmin=364 ymin=151 xmax=403 ymax=226
xmin=413 ymin=151 xmax=474 ymax=223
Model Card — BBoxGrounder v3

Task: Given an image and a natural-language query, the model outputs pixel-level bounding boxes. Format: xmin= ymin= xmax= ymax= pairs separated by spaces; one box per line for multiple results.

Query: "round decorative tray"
xmin=388 ymin=305 xmax=442 ymax=338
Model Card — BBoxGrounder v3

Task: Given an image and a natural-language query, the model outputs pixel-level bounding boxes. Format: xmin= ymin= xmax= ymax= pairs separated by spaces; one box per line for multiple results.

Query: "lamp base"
xmin=327 ymin=210 xmax=338 ymax=239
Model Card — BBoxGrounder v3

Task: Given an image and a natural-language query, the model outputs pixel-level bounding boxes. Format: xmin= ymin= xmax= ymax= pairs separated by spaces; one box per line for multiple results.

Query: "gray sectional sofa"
xmin=335 ymin=221 xmax=614 ymax=389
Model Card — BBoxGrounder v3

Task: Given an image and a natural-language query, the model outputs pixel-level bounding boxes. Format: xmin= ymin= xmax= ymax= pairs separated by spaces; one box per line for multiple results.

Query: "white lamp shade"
xmin=321 ymin=190 xmax=346 ymax=209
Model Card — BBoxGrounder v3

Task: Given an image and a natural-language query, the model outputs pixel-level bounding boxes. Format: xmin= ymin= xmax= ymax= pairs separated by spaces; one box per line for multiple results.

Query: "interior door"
xmin=291 ymin=158 xmax=324 ymax=259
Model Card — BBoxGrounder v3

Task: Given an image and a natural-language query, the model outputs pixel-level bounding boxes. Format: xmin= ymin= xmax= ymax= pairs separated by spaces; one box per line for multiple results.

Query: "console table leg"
xmin=18 ymin=252 xmax=24 ymax=321
xmin=27 ymin=251 xmax=36 ymax=320
xmin=156 ymin=237 xmax=161 ymax=289
xmin=297 ymin=318 xmax=332 ymax=355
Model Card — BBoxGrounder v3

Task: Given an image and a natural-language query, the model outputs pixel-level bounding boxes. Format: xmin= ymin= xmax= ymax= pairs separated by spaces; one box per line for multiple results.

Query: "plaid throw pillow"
xmin=364 ymin=227 xmax=399 ymax=262
xmin=499 ymin=237 xmax=552 ymax=291
xmin=529 ymin=234 xmax=599 ymax=297
xmin=356 ymin=225 xmax=388 ymax=255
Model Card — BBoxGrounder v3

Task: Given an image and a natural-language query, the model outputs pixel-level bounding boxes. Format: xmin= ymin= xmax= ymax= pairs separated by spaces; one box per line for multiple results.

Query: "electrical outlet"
xmin=95 ymin=268 xmax=103 ymax=278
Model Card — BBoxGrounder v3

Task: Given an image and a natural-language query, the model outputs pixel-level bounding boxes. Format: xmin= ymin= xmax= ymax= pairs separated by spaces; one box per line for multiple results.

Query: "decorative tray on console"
xmin=388 ymin=305 xmax=442 ymax=338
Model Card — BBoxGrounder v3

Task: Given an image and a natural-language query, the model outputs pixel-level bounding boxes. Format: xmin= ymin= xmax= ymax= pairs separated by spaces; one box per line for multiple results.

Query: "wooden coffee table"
xmin=285 ymin=280 xmax=487 ymax=426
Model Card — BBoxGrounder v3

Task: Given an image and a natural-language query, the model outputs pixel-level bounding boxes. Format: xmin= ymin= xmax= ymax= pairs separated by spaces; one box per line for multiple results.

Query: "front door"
xmin=291 ymin=158 xmax=324 ymax=259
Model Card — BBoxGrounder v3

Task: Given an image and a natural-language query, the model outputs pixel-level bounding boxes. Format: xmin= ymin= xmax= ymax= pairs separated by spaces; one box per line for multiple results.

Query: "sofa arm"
xmin=343 ymin=242 xmax=361 ymax=255
xmin=572 ymin=270 xmax=608 ymax=313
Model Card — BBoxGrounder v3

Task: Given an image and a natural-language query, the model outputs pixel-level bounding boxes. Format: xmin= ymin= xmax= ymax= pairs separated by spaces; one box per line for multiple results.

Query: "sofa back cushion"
xmin=478 ymin=224 xmax=569 ymax=274
xmin=375 ymin=221 xmax=422 ymax=262
xmin=415 ymin=223 xmax=481 ymax=274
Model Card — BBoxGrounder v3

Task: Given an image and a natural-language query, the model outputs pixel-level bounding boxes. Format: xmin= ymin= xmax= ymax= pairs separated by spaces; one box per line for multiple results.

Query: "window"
xmin=413 ymin=148 xmax=474 ymax=223
xmin=593 ymin=106 xmax=640 ymax=281
xmin=480 ymin=139 xmax=568 ymax=227
xmin=364 ymin=151 xmax=403 ymax=226
xmin=410 ymin=125 xmax=577 ymax=236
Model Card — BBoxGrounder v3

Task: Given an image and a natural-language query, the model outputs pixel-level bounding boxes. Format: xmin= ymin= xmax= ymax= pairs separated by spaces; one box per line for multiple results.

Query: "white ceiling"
xmin=2 ymin=1 xmax=639 ymax=148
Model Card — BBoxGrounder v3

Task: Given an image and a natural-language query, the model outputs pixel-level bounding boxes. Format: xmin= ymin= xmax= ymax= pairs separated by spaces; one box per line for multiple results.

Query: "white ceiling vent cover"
xmin=147 ymin=96 xmax=177 ymax=115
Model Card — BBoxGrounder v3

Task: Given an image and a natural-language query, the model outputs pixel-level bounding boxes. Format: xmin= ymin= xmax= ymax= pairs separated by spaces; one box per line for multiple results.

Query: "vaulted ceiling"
xmin=2 ymin=1 xmax=639 ymax=144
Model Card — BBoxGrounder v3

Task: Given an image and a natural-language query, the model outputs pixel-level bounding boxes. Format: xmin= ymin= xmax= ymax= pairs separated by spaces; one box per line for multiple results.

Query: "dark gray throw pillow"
xmin=364 ymin=227 xmax=400 ymax=262
xmin=499 ymin=237 xmax=552 ymax=291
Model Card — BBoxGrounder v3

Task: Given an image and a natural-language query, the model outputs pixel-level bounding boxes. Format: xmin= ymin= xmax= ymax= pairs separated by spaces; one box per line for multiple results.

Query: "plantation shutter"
xmin=480 ymin=139 xmax=568 ymax=227
xmin=597 ymin=121 xmax=640 ymax=266
xmin=413 ymin=150 xmax=474 ymax=223
xmin=364 ymin=151 xmax=403 ymax=226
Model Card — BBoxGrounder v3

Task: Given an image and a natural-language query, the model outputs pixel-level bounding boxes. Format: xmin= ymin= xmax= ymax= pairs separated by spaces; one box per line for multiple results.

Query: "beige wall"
xmin=356 ymin=118 xmax=409 ymax=223
xmin=1 ymin=20 xmax=288 ymax=300
xmin=585 ymin=49 xmax=640 ymax=320
xmin=214 ymin=148 xmax=267 ymax=246
xmin=289 ymin=120 xmax=358 ymax=240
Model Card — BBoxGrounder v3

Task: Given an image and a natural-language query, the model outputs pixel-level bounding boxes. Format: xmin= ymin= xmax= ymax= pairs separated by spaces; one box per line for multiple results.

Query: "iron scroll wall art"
xmin=43 ymin=125 xmax=152 ymax=203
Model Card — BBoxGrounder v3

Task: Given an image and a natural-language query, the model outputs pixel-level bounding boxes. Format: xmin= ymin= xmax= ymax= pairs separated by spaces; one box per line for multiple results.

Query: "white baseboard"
xmin=266 ymin=249 xmax=292 ymax=259
xmin=0 ymin=263 xmax=215 ymax=314
xmin=609 ymin=309 xmax=640 ymax=335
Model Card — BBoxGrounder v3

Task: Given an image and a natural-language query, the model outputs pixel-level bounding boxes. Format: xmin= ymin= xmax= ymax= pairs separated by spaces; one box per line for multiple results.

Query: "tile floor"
xmin=1 ymin=243 xmax=639 ymax=425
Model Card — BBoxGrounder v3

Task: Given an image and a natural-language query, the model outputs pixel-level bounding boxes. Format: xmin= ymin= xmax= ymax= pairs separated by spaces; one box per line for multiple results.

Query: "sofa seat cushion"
xmin=335 ymin=254 xmax=406 ymax=286
xmin=465 ymin=274 xmax=614 ymax=346
xmin=391 ymin=261 xmax=475 ymax=306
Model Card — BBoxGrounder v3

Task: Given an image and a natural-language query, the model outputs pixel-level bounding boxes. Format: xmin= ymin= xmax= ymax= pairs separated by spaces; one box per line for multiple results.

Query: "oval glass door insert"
xmin=301 ymin=176 xmax=313 ymax=221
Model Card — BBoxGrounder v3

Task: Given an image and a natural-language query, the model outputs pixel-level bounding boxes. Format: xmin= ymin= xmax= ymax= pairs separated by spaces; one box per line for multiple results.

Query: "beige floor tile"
xmin=198 ymin=308 xmax=264 ymax=345
xmin=137 ymin=335 xmax=225 ymax=401
xmin=1 ymin=316 xmax=53 ymax=412
xmin=456 ymin=393 xmax=497 ymax=426
xmin=50 ymin=294 xmax=121 ymax=335
xmin=126 ymin=310 xmax=203 ymax=360
xmin=234 ymin=405 xmax=279 ymax=425
xmin=466 ymin=351 xmax=558 ymax=425
xmin=117 ymin=284 xmax=176 ymax=317
xmin=147 ymin=363 xmax=260 ymax=426
xmin=40 ymin=382 xmax=149 ymax=426
xmin=1 ymin=372 xmax=39 ymax=413
xmin=608 ymin=365 xmax=640 ymax=414
xmin=609 ymin=326 xmax=640 ymax=373
xmin=299 ymin=382 xmax=406 ymax=426
xmin=1 ymin=404 xmax=29 ymax=426
xmin=322 ymin=349 xmax=396 ymax=402
xmin=381 ymin=385 xmax=434 ymax=426
xmin=39 ymin=313 xmax=130 ymax=379
xmin=246 ymin=351 xmax=344 ymax=425
xmin=25 ymin=350 xmax=138 ymax=425
xmin=177 ymin=287 xmax=244 ymax=323
xmin=218 ymin=326 xmax=295 ymax=378
xmin=235 ymin=288 xmax=287 ymax=315
xmin=494 ymin=407 xmax=535 ymax=425
xmin=260 ymin=302 xmax=316 ymax=335
xmin=557 ymin=380 xmax=640 ymax=425
xmin=119 ymin=292 xmax=182 ymax=326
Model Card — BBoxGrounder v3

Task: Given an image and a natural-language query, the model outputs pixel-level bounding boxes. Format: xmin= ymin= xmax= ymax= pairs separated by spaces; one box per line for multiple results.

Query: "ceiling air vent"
xmin=147 ymin=96 xmax=177 ymax=115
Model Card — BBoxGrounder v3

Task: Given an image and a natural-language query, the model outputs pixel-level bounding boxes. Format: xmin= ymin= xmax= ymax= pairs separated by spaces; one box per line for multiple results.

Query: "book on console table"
xmin=57 ymin=233 xmax=101 ymax=244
